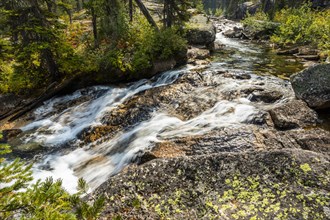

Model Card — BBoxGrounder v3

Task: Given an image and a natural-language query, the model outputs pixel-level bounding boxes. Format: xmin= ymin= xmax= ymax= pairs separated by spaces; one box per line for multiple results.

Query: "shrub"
xmin=271 ymin=3 xmax=330 ymax=55
xmin=242 ymin=11 xmax=276 ymax=33
xmin=271 ymin=4 xmax=314 ymax=46
xmin=99 ymin=14 xmax=187 ymax=73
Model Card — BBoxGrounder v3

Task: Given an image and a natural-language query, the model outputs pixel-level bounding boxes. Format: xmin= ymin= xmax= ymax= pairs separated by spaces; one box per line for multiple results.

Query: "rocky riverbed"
xmin=1 ymin=19 xmax=329 ymax=219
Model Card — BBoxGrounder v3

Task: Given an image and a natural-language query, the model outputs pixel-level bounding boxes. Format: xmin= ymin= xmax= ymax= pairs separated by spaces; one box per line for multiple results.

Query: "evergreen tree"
xmin=0 ymin=0 xmax=78 ymax=91
xmin=0 ymin=133 xmax=105 ymax=220
xmin=163 ymin=0 xmax=192 ymax=28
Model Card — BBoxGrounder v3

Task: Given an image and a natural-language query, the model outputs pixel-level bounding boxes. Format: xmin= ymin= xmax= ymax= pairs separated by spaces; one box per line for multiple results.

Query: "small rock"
xmin=303 ymin=61 xmax=317 ymax=68
xmin=326 ymin=56 xmax=330 ymax=63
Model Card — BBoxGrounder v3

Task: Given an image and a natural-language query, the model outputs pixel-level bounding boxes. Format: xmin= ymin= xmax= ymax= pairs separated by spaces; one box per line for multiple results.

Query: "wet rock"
xmin=269 ymin=100 xmax=318 ymax=130
xmin=165 ymin=127 xmax=256 ymax=156
xmin=13 ymin=142 xmax=43 ymax=152
xmin=249 ymin=90 xmax=283 ymax=103
xmin=223 ymin=27 xmax=243 ymax=38
xmin=10 ymin=142 xmax=45 ymax=159
xmin=291 ymin=64 xmax=330 ymax=109
xmin=80 ymin=125 xmax=121 ymax=145
xmin=186 ymin=15 xmax=216 ymax=48
xmin=136 ymin=124 xmax=268 ymax=162
xmin=94 ymin=149 xmax=330 ymax=219
xmin=101 ymin=94 xmax=157 ymax=127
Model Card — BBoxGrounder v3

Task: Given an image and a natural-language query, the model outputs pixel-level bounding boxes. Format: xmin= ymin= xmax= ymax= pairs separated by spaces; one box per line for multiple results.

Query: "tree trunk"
xmin=163 ymin=0 xmax=174 ymax=28
xmin=42 ymin=48 xmax=60 ymax=82
xmin=62 ymin=8 xmax=73 ymax=24
xmin=7 ymin=76 xmax=79 ymax=122
xmin=129 ymin=0 xmax=133 ymax=22
xmin=163 ymin=0 xmax=168 ymax=27
xmin=76 ymin=0 xmax=82 ymax=11
xmin=91 ymin=6 xmax=98 ymax=47
xmin=134 ymin=0 xmax=159 ymax=30
xmin=28 ymin=0 xmax=61 ymax=82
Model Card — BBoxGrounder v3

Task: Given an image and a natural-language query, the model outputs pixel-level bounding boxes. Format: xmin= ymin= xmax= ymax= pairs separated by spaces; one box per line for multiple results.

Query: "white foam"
xmin=30 ymin=98 xmax=260 ymax=193
xmin=21 ymin=67 xmax=189 ymax=147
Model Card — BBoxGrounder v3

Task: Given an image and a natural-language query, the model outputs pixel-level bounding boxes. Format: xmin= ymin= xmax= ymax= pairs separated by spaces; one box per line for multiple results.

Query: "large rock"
xmin=186 ymin=15 xmax=216 ymax=48
xmin=269 ymin=99 xmax=318 ymax=130
xmin=93 ymin=149 xmax=330 ymax=219
xmin=291 ymin=64 xmax=330 ymax=109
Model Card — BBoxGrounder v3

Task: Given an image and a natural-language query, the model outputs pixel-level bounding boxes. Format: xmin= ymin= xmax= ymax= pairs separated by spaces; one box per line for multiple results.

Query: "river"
xmin=9 ymin=19 xmax=312 ymax=193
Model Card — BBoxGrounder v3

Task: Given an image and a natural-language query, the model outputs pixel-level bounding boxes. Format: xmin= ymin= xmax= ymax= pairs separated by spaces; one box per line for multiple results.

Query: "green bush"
xmin=271 ymin=4 xmax=330 ymax=55
xmin=99 ymin=14 xmax=187 ymax=73
xmin=271 ymin=4 xmax=314 ymax=46
xmin=242 ymin=11 xmax=276 ymax=33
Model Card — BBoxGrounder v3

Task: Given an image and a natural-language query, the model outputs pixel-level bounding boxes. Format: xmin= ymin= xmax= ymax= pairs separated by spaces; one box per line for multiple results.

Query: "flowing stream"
xmin=11 ymin=20 xmax=308 ymax=193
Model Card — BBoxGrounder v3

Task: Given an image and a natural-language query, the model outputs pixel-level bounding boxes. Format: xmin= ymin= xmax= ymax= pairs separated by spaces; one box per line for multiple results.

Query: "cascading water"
xmin=13 ymin=20 xmax=305 ymax=193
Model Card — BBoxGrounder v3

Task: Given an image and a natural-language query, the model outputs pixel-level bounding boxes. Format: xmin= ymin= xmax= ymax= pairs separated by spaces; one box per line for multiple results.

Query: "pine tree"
xmin=163 ymin=0 xmax=192 ymax=28
xmin=0 ymin=0 xmax=79 ymax=91
xmin=0 ymin=133 xmax=105 ymax=220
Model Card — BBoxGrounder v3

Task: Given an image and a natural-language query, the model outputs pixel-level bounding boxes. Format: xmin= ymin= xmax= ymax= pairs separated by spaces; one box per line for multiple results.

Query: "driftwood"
xmin=0 ymin=77 xmax=78 ymax=122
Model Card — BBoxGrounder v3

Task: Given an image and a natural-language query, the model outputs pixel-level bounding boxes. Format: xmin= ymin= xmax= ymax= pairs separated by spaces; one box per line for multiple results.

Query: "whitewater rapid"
xmin=17 ymin=20 xmax=297 ymax=193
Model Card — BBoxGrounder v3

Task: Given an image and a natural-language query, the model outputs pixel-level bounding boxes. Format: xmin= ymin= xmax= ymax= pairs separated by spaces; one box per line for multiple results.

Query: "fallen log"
xmin=4 ymin=77 xmax=77 ymax=122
